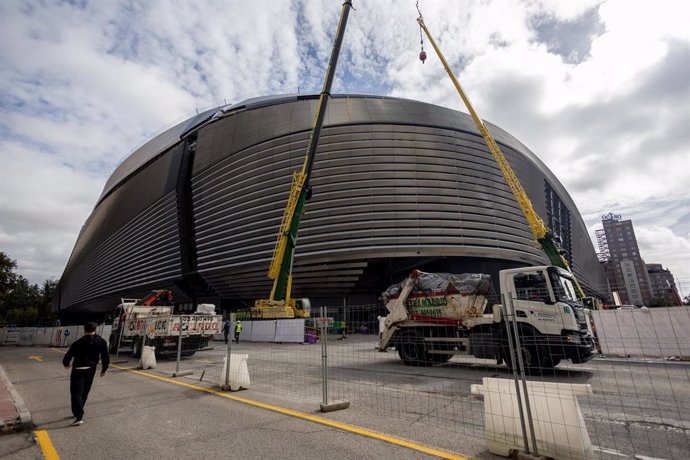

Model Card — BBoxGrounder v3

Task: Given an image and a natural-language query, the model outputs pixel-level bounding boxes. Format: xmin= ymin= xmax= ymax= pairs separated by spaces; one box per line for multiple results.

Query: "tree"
xmin=0 ymin=252 xmax=19 ymax=321
xmin=39 ymin=279 xmax=58 ymax=324
xmin=0 ymin=251 xmax=55 ymax=326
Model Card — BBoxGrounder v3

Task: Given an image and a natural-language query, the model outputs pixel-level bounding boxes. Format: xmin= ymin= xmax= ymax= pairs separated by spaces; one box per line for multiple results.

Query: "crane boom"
xmin=253 ymin=0 xmax=353 ymax=319
xmin=416 ymin=15 xmax=585 ymax=298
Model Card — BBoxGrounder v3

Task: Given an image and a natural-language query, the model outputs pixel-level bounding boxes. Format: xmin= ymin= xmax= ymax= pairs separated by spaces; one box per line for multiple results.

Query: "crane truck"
xmin=251 ymin=0 xmax=353 ymax=320
xmin=416 ymin=11 xmax=593 ymax=300
xmin=375 ymin=11 xmax=600 ymax=369
xmin=109 ymin=289 xmax=222 ymax=358
xmin=378 ymin=267 xmax=595 ymax=369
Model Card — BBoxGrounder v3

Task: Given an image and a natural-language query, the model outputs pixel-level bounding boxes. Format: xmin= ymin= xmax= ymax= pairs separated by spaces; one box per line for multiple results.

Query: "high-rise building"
xmin=597 ymin=213 xmax=653 ymax=306
xmin=647 ymin=263 xmax=682 ymax=306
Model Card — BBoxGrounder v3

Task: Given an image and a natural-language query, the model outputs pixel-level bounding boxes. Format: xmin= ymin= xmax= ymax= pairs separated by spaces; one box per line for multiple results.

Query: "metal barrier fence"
xmin=3 ymin=304 xmax=690 ymax=459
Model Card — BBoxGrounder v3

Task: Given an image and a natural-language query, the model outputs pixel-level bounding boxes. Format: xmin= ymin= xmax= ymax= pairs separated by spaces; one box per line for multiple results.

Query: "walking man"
xmin=223 ymin=319 xmax=231 ymax=344
xmin=234 ymin=320 xmax=242 ymax=344
xmin=62 ymin=322 xmax=109 ymax=426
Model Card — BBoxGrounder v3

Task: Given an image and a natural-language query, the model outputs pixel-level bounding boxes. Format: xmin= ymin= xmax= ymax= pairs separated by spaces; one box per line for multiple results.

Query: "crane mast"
xmin=416 ymin=14 xmax=586 ymax=299
xmin=253 ymin=1 xmax=353 ymax=319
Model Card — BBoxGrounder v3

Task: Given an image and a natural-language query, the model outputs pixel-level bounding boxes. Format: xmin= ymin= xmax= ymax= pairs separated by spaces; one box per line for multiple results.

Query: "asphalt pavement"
xmin=2 ymin=339 xmax=689 ymax=460
xmin=0 ymin=345 xmax=473 ymax=459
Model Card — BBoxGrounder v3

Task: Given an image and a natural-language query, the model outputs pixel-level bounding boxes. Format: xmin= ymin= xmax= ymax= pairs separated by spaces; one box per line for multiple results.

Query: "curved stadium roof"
xmin=57 ymin=93 xmax=607 ymax=318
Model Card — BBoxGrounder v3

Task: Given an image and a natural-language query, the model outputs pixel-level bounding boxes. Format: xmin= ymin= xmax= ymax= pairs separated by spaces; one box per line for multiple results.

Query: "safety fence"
xmin=178 ymin=304 xmax=690 ymax=459
xmin=0 ymin=324 xmax=112 ymax=347
xmin=2 ymin=305 xmax=690 ymax=458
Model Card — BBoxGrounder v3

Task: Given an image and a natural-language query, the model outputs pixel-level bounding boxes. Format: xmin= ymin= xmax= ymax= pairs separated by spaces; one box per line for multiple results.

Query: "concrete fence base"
xmin=0 ymin=325 xmax=113 ymax=348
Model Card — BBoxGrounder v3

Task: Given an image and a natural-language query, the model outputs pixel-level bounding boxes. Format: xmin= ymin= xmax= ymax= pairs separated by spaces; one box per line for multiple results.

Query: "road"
xmin=2 ymin=336 xmax=689 ymax=459
xmin=0 ymin=346 xmax=471 ymax=460
xmin=174 ymin=335 xmax=690 ymax=459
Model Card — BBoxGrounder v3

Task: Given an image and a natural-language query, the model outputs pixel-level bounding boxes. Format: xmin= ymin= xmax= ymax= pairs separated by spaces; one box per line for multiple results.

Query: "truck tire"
xmin=109 ymin=334 xmax=118 ymax=354
xmin=503 ymin=343 xmax=559 ymax=373
xmin=397 ymin=330 xmax=428 ymax=366
xmin=503 ymin=343 xmax=533 ymax=372
xmin=427 ymin=352 xmax=452 ymax=364
xmin=131 ymin=337 xmax=143 ymax=358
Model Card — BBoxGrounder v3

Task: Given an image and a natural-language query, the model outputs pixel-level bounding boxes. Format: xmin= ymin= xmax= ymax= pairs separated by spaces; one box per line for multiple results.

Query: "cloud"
xmin=0 ymin=0 xmax=688 ymax=298
xmin=0 ymin=141 xmax=103 ymax=283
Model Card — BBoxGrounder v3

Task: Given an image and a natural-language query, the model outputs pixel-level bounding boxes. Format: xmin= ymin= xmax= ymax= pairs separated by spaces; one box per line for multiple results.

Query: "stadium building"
xmin=55 ymin=94 xmax=608 ymax=322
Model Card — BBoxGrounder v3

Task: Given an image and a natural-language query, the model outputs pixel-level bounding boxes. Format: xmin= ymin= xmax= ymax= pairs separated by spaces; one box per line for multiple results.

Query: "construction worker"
xmin=234 ymin=321 xmax=242 ymax=344
xmin=222 ymin=319 xmax=230 ymax=344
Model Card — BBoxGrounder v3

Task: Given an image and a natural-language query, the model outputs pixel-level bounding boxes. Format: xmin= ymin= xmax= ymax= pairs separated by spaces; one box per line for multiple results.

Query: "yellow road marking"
xmin=34 ymin=430 xmax=60 ymax=460
xmin=111 ymin=364 xmax=466 ymax=460
xmin=50 ymin=348 xmax=466 ymax=459
xmin=28 ymin=355 xmax=44 ymax=362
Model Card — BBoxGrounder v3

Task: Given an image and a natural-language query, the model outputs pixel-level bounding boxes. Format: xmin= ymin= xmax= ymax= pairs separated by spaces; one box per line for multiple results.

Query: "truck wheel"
xmin=536 ymin=346 xmax=561 ymax=370
xmin=428 ymin=352 xmax=452 ymax=364
xmin=109 ymin=334 xmax=118 ymax=354
xmin=503 ymin=344 xmax=537 ymax=372
xmin=131 ymin=337 xmax=142 ymax=358
xmin=397 ymin=331 xmax=428 ymax=366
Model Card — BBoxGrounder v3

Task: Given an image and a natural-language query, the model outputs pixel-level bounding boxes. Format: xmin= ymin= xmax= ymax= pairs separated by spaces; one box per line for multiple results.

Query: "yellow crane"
xmin=415 ymin=8 xmax=586 ymax=299
xmin=251 ymin=0 xmax=354 ymax=319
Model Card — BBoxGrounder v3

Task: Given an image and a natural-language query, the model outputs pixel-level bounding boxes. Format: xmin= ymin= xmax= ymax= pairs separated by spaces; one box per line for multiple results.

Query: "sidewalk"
xmin=0 ymin=364 xmax=32 ymax=433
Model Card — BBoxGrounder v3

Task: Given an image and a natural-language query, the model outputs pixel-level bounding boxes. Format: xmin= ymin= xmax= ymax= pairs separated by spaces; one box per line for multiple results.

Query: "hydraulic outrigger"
xmin=251 ymin=1 xmax=354 ymax=319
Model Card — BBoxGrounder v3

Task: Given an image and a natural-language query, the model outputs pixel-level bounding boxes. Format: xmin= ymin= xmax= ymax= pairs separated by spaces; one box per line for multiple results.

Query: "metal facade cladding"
xmin=56 ymin=94 xmax=607 ymax=317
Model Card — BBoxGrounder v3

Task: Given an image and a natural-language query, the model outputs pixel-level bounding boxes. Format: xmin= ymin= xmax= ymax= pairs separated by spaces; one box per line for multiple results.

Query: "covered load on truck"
xmin=380 ymin=271 xmax=492 ymax=323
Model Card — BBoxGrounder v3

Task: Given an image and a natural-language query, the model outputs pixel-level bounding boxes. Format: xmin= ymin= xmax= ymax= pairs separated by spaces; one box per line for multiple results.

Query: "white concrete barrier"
xmin=471 ymin=377 xmax=593 ymax=460
xmin=33 ymin=327 xmax=57 ymax=346
xmin=0 ymin=325 xmax=113 ymax=347
xmin=219 ymin=354 xmax=250 ymax=391
xmin=235 ymin=319 xmax=304 ymax=343
xmin=18 ymin=328 xmax=37 ymax=346
xmin=4 ymin=320 xmax=301 ymax=346
xmin=592 ymin=307 xmax=690 ymax=358
xmin=2 ymin=327 xmax=21 ymax=345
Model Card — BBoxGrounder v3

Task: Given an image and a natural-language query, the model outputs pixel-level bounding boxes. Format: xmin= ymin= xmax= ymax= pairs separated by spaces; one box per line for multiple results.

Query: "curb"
xmin=0 ymin=364 xmax=32 ymax=433
xmin=594 ymin=356 xmax=690 ymax=366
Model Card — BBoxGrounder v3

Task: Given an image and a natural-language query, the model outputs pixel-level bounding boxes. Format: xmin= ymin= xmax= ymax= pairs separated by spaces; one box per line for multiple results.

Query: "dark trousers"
xmin=234 ymin=332 xmax=240 ymax=344
xmin=223 ymin=331 xmax=229 ymax=343
xmin=70 ymin=367 xmax=97 ymax=419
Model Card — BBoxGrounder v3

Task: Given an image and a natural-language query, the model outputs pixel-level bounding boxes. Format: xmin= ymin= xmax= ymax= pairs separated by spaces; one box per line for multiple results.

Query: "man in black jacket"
xmin=62 ymin=322 xmax=109 ymax=426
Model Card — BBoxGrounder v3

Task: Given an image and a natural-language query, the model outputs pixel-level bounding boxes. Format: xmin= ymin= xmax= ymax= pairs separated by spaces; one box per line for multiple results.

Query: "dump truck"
xmin=378 ymin=266 xmax=595 ymax=370
xmin=109 ymin=290 xmax=222 ymax=358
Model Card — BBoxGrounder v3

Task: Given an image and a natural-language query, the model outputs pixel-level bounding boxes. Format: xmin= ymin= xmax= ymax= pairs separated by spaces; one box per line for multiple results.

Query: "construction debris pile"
xmin=380 ymin=272 xmax=492 ymax=304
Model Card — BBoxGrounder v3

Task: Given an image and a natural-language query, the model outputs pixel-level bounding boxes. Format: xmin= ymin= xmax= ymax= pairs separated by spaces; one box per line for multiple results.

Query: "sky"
xmin=0 ymin=0 xmax=688 ymax=297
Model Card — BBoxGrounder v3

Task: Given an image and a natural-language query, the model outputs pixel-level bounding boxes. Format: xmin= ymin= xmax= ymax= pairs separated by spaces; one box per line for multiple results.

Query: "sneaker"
xmin=71 ymin=419 xmax=83 ymax=426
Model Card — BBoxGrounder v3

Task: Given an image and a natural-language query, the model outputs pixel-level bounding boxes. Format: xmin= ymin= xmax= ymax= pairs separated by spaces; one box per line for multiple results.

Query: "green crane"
xmin=252 ymin=1 xmax=353 ymax=319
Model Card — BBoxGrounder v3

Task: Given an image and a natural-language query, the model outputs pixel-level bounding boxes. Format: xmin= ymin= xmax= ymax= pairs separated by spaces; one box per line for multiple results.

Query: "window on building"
xmin=544 ymin=181 xmax=572 ymax=265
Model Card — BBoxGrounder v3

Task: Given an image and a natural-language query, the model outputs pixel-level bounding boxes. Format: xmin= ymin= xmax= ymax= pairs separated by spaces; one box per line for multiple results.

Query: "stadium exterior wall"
xmin=56 ymin=94 xmax=608 ymax=321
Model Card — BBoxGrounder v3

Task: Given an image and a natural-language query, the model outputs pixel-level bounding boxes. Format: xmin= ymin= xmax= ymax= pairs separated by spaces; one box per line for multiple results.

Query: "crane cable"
xmin=416 ymin=0 xmax=427 ymax=63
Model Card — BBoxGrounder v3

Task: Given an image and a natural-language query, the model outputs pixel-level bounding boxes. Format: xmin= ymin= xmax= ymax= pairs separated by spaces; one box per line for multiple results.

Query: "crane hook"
xmin=416 ymin=0 xmax=426 ymax=63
